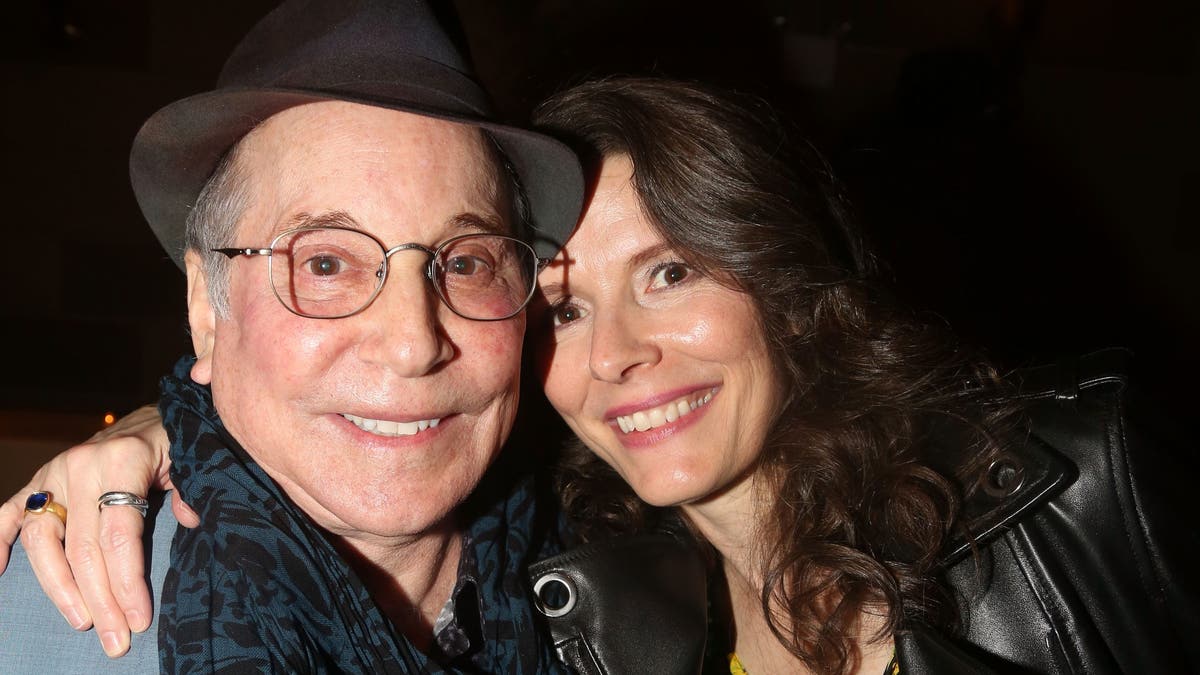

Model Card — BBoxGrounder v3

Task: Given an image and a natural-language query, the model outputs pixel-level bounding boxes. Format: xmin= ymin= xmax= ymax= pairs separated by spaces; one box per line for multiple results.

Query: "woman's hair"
xmin=533 ymin=77 xmax=1018 ymax=674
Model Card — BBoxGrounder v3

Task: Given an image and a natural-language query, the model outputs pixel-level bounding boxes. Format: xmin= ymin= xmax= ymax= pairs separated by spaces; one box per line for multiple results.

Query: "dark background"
xmin=0 ymin=0 xmax=1196 ymax=450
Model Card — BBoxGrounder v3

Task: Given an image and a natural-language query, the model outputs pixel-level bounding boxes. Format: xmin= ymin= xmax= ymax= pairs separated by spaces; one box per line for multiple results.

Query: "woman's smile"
xmin=610 ymin=386 xmax=718 ymax=435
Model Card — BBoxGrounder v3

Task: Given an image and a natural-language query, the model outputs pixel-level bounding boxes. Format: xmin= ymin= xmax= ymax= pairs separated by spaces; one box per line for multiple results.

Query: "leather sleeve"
xmin=1100 ymin=371 xmax=1199 ymax=665
xmin=947 ymin=350 xmax=1199 ymax=674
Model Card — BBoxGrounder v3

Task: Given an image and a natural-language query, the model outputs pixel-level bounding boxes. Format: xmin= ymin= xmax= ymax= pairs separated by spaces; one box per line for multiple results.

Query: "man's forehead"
xmin=231 ymin=101 xmax=511 ymax=240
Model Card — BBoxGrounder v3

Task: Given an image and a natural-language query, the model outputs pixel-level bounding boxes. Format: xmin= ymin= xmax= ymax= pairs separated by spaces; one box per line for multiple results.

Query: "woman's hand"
xmin=0 ymin=405 xmax=197 ymax=657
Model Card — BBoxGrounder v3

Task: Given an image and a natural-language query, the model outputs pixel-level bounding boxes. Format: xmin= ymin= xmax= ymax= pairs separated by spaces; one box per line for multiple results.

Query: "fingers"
xmin=62 ymin=438 xmax=161 ymax=657
xmin=170 ymin=487 xmax=201 ymax=528
xmin=14 ymin=463 xmax=95 ymax=634
xmin=5 ymin=405 xmax=170 ymax=659
xmin=95 ymin=489 xmax=155 ymax=634
xmin=98 ymin=503 xmax=152 ymax=633
xmin=20 ymin=487 xmax=90 ymax=632
xmin=0 ymin=479 xmax=35 ymax=574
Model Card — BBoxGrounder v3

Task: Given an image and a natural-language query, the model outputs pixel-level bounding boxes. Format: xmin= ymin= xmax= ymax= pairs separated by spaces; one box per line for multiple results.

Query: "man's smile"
xmin=340 ymin=413 xmax=443 ymax=437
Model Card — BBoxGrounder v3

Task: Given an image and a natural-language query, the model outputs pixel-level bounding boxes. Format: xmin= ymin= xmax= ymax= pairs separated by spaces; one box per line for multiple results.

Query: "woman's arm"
xmin=0 ymin=405 xmax=196 ymax=657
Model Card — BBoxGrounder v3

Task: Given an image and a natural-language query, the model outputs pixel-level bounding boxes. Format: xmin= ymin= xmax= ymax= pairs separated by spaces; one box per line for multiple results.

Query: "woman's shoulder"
xmin=939 ymin=349 xmax=1199 ymax=673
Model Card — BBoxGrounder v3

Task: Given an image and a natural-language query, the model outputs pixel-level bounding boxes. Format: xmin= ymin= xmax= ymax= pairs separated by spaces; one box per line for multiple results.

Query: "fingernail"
xmin=62 ymin=606 xmax=87 ymax=630
xmin=126 ymin=609 xmax=148 ymax=632
xmin=101 ymin=630 xmax=125 ymax=657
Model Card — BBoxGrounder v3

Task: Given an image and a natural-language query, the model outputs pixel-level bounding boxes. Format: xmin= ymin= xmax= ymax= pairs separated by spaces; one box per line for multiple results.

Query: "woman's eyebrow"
xmin=537 ymin=281 xmax=565 ymax=298
xmin=627 ymin=241 xmax=675 ymax=270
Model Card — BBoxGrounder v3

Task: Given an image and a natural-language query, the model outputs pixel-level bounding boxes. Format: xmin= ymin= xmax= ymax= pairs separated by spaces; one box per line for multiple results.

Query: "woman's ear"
xmin=184 ymin=250 xmax=217 ymax=385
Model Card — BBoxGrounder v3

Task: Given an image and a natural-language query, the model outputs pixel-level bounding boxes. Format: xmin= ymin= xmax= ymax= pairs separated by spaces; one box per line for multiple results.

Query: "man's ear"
xmin=184 ymin=250 xmax=217 ymax=385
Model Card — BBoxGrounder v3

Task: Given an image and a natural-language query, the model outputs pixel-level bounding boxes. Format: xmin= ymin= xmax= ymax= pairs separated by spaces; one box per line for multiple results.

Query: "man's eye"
xmin=447 ymin=255 xmax=489 ymax=275
xmin=306 ymin=256 xmax=343 ymax=276
xmin=649 ymin=262 xmax=690 ymax=289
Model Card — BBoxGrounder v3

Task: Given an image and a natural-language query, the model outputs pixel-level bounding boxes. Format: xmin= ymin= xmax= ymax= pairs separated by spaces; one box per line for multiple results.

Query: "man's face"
xmin=186 ymin=101 xmax=524 ymax=543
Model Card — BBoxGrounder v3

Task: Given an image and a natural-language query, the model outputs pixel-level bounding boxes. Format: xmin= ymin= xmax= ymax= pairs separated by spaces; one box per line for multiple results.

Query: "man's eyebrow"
xmin=273 ymin=210 xmax=508 ymax=241
xmin=279 ymin=210 xmax=360 ymax=234
xmin=448 ymin=211 xmax=509 ymax=236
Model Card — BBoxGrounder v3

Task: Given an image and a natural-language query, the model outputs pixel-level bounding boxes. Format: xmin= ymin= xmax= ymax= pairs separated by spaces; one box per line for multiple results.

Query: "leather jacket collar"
xmin=938 ymin=431 xmax=1077 ymax=569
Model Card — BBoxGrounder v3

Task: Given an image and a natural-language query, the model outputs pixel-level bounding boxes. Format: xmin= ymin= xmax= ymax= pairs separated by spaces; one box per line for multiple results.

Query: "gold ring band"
xmin=25 ymin=491 xmax=68 ymax=526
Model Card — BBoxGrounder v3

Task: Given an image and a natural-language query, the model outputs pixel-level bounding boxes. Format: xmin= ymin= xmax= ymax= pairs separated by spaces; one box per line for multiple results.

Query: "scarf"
xmin=157 ymin=356 xmax=568 ymax=674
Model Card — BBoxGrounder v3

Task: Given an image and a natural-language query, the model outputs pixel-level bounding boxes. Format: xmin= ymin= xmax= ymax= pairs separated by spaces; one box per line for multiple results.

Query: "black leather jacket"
xmin=531 ymin=350 xmax=1199 ymax=674
xmin=903 ymin=350 xmax=1198 ymax=673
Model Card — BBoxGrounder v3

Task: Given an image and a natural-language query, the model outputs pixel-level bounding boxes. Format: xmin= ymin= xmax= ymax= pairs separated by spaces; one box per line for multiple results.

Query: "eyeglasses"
xmin=213 ymin=225 xmax=549 ymax=321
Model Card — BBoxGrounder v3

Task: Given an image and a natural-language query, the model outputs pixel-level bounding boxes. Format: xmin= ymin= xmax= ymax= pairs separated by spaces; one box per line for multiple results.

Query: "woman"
xmin=532 ymin=79 xmax=1012 ymax=674
xmin=5 ymin=78 xmax=1194 ymax=674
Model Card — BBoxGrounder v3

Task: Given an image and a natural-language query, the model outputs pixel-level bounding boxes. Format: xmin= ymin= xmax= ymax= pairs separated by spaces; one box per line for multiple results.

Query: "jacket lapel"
xmin=938 ymin=432 xmax=1076 ymax=569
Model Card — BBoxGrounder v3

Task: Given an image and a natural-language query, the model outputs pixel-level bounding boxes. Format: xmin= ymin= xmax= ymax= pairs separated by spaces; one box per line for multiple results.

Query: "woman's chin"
xmin=628 ymin=476 xmax=708 ymax=509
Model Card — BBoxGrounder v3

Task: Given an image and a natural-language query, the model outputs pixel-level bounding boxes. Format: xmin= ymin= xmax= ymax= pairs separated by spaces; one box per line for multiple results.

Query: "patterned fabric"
xmin=157 ymin=356 xmax=570 ymax=674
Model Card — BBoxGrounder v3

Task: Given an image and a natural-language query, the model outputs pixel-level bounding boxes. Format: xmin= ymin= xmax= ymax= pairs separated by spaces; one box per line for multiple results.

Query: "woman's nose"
xmin=587 ymin=307 xmax=661 ymax=383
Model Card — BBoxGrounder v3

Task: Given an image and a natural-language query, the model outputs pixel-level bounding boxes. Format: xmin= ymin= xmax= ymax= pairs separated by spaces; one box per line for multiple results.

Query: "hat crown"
xmin=131 ymin=0 xmax=583 ymax=267
xmin=218 ymin=0 xmax=481 ymax=107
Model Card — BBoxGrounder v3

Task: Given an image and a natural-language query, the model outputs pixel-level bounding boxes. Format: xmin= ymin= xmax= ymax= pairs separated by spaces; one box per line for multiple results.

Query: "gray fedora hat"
xmin=130 ymin=0 xmax=583 ymax=266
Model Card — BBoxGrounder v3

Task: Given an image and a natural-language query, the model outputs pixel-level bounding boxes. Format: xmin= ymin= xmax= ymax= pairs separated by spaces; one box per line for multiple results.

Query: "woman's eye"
xmin=649 ymin=262 xmax=691 ymax=289
xmin=550 ymin=301 xmax=586 ymax=327
xmin=306 ymin=255 xmax=343 ymax=276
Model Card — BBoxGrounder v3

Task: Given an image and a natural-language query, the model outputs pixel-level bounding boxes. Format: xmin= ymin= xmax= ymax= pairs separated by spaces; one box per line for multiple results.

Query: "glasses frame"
xmin=213 ymin=224 xmax=550 ymax=322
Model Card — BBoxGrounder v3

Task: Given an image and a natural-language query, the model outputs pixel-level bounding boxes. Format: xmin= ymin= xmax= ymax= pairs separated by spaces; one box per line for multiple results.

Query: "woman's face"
xmin=536 ymin=154 xmax=784 ymax=507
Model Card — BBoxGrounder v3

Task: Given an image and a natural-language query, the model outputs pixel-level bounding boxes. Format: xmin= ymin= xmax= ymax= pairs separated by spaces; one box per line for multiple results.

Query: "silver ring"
xmin=97 ymin=491 xmax=150 ymax=517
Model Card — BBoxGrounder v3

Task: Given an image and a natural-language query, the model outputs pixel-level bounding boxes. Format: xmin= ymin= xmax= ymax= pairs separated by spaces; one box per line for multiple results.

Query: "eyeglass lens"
xmin=269 ymin=228 xmax=536 ymax=320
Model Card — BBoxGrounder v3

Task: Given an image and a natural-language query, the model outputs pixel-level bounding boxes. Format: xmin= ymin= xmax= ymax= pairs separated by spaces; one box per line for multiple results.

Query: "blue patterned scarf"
xmin=157 ymin=357 xmax=569 ymax=674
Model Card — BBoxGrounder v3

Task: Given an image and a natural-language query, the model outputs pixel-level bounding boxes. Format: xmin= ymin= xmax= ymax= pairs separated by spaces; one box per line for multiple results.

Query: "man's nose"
xmin=357 ymin=257 xmax=453 ymax=376
xmin=587 ymin=306 xmax=661 ymax=383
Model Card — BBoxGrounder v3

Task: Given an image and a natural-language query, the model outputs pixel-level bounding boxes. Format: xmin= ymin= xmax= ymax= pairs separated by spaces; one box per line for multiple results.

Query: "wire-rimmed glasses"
xmin=213 ymin=225 xmax=548 ymax=321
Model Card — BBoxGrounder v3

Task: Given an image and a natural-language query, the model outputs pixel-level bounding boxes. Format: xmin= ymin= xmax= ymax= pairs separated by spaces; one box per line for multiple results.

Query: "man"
xmin=0 ymin=0 xmax=583 ymax=671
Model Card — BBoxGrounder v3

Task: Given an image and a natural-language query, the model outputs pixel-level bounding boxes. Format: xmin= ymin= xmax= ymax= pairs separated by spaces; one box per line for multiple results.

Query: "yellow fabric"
xmin=729 ymin=651 xmax=899 ymax=674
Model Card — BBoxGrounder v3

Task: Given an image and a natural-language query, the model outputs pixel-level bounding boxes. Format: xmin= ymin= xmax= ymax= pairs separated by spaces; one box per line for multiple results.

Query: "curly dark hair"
xmin=532 ymin=77 xmax=1019 ymax=674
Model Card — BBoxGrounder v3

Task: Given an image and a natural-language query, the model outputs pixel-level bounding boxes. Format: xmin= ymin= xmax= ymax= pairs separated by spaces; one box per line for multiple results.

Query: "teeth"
xmin=342 ymin=413 xmax=442 ymax=437
xmin=614 ymin=388 xmax=717 ymax=435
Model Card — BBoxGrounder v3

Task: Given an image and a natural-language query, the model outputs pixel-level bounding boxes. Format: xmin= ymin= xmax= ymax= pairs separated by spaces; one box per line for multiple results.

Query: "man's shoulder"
xmin=0 ymin=493 xmax=177 ymax=673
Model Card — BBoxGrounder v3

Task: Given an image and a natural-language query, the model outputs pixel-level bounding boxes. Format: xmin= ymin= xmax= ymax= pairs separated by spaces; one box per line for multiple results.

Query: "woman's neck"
xmin=681 ymin=473 xmax=894 ymax=675
xmin=680 ymin=470 xmax=763 ymax=580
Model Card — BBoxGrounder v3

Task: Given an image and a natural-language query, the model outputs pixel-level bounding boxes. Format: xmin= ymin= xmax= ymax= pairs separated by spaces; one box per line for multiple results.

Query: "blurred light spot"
xmin=103 ymin=413 xmax=116 ymax=426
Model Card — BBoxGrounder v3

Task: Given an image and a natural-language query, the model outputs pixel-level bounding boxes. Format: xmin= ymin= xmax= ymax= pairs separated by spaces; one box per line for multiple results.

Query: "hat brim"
xmin=130 ymin=87 xmax=584 ymax=266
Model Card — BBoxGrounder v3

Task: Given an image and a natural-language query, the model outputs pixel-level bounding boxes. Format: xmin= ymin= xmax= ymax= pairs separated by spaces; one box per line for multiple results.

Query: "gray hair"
xmin=181 ymin=127 xmax=527 ymax=319
xmin=183 ymin=141 xmax=252 ymax=318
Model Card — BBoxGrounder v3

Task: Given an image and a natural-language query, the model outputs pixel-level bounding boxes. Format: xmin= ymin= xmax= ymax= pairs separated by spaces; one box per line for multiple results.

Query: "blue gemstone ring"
xmin=24 ymin=491 xmax=68 ymax=525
